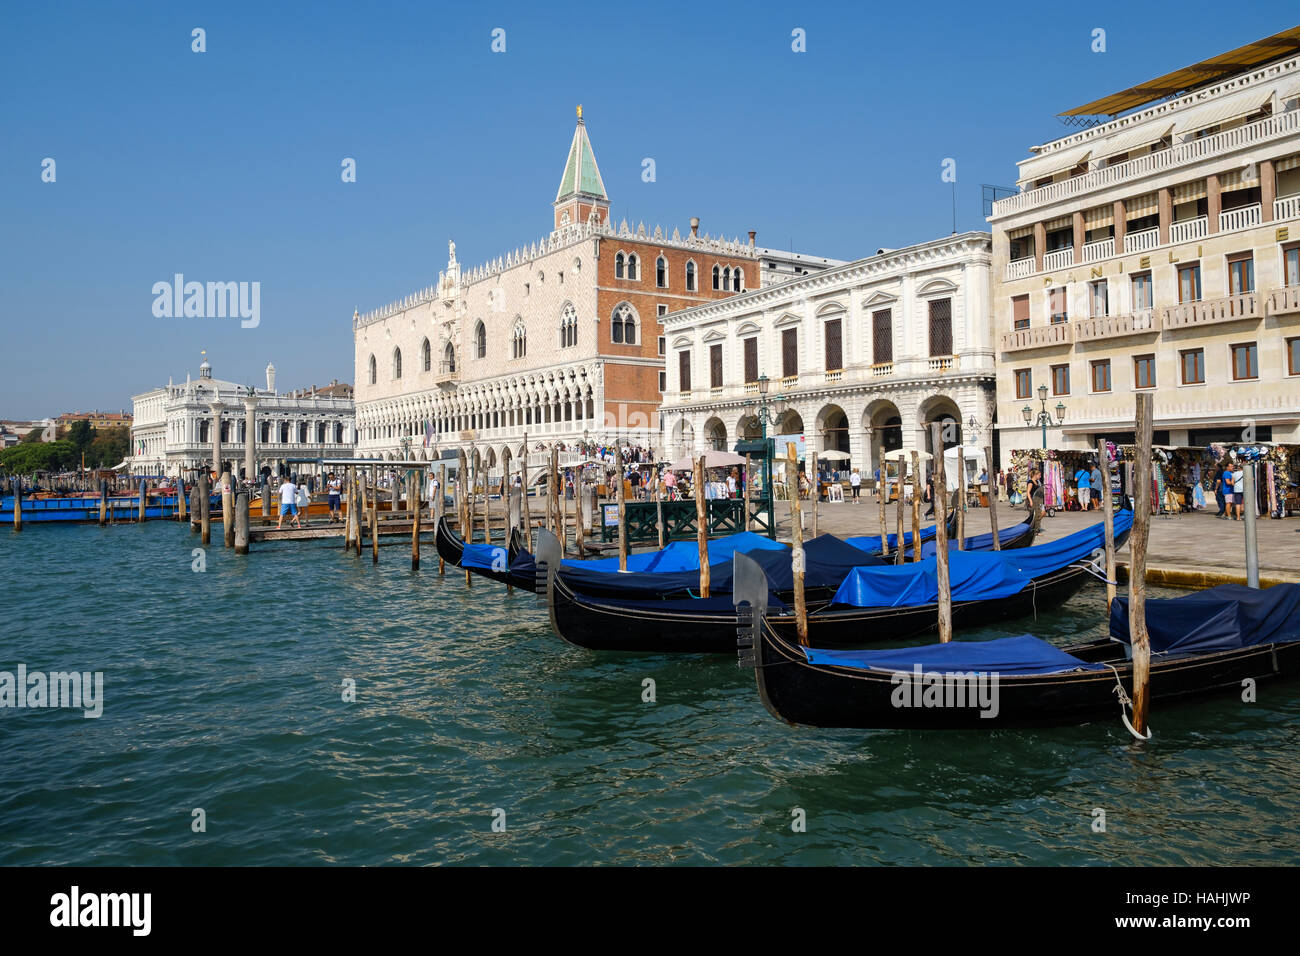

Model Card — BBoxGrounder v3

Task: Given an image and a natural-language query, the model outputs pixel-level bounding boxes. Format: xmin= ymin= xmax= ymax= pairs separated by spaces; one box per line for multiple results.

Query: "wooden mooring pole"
xmin=910 ymin=450 xmax=922 ymax=563
xmin=1129 ymin=392 xmax=1154 ymax=737
xmin=99 ymin=479 xmax=109 ymax=527
xmin=411 ymin=471 xmax=421 ymax=571
xmin=894 ymin=462 xmax=905 ymax=566
xmin=877 ymin=461 xmax=889 ymax=557
xmin=177 ymin=478 xmax=187 ymax=522
xmin=618 ymin=464 xmax=630 ymax=572
xmin=1097 ymin=439 xmax=1115 ymax=609
xmin=520 ymin=442 xmax=532 ymax=551
xmin=199 ymin=473 xmax=211 ymax=545
xmin=370 ymin=469 xmax=379 ymax=565
xmin=221 ymin=470 xmax=234 ymax=547
xmin=985 ymin=444 xmax=1000 ymax=551
xmin=234 ymin=490 xmax=250 ymax=555
xmin=438 ymin=463 xmax=447 ymax=576
xmin=744 ymin=453 xmax=753 ymax=535
xmin=786 ymin=443 xmax=807 ymax=647
xmin=930 ymin=424 xmax=953 ymax=643
xmin=810 ymin=451 xmax=819 ymax=539
xmin=137 ymin=479 xmax=146 ymax=523
xmin=693 ymin=455 xmax=708 ymax=594
xmin=12 ymin=482 xmax=21 ymax=533
xmin=955 ymin=447 xmax=966 ymax=551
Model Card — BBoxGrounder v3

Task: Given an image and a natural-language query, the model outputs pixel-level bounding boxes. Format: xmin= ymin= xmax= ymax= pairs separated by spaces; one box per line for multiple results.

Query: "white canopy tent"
xmin=942 ymin=445 xmax=986 ymax=493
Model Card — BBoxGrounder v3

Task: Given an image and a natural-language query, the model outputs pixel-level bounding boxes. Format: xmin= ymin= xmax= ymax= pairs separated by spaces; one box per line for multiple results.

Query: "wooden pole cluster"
xmin=1128 ymin=392 xmax=1154 ymax=737
xmin=786 ymin=443 xmax=808 ymax=646
xmin=910 ymin=450 xmax=922 ymax=563
xmin=985 ymin=444 xmax=1000 ymax=551
xmin=1097 ymin=439 xmax=1115 ymax=609
xmin=930 ymin=424 xmax=953 ymax=643
xmin=694 ymin=455 xmax=708 ymax=596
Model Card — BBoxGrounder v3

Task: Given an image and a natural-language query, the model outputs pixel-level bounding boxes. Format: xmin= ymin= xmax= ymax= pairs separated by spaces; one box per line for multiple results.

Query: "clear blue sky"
xmin=1 ymin=1 xmax=1289 ymax=419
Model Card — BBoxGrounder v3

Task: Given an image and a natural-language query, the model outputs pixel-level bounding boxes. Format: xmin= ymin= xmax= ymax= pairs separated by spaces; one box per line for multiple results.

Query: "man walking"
xmin=327 ymin=472 xmax=343 ymax=523
xmin=276 ymin=474 xmax=300 ymax=530
xmin=1074 ymin=464 xmax=1092 ymax=511
xmin=1232 ymin=463 xmax=1246 ymax=521
xmin=1221 ymin=466 xmax=1235 ymax=520
xmin=1089 ymin=462 xmax=1103 ymax=510
xmin=849 ymin=467 xmax=861 ymax=503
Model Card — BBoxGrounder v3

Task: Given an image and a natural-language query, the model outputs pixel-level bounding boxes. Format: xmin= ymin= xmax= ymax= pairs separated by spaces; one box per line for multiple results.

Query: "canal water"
xmin=1 ymin=522 xmax=1296 ymax=865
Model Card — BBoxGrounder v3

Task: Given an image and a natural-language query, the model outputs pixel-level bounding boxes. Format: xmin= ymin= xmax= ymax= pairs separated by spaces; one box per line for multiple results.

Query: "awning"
xmin=1126 ymin=191 xmax=1159 ymax=219
xmin=1007 ymin=224 xmax=1034 ymax=240
xmin=1023 ymin=146 xmax=1092 ymax=182
xmin=1275 ymin=154 xmax=1300 ymax=173
xmin=1094 ymin=122 xmax=1173 ymax=160
xmin=1172 ymin=180 xmax=1207 ymax=203
xmin=1084 ymin=205 xmax=1115 ymax=229
xmin=1044 ymin=215 xmax=1073 ymax=231
xmin=1219 ymin=165 xmax=1260 ymax=192
xmin=1174 ymin=91 xmax=1272 ymax=139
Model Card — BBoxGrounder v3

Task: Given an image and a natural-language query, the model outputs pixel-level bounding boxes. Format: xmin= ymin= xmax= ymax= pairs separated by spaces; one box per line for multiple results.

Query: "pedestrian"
xmin=923 ymin=473 xmax=935 ymax=518
xmin=873 ymin=466 xmax=881 ymax=499
xmin=1213 ymin=468 xmax=1226 ymax=518
xmin=727 ymin=468 xmax=738 ymax=499
xmin=1026 ymin=468 xmax=1044 ymax=517
xmin=1232 ymin=462 xmax=1246 ymax=520
xmin=276 ymin=474 xmax=299 ymax=529
xmin=1221 ymin=465 xmax=1235 ymax=519
xmin=296 ymin=479 xmax=311 ymax=526
xmin=1074 ymin=464 xmax=1092 ymax=511
xmin=1089 ymin=462 xmax=1103 ymax=510
xmin=849 ymin=467 xmax=861 ymax=503
xmin=327 ymin=472 xmax=343 ymax=523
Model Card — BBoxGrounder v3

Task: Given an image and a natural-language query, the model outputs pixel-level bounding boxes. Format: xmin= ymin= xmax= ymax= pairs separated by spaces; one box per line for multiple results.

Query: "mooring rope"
xmin=1103 ymin=662 xmax=1152 ymax=741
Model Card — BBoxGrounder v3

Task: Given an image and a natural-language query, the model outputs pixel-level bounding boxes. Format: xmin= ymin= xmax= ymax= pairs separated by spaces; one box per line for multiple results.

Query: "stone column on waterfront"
xmin=209 ymin=401 xmax=225 ymax=479
xmin=242 ymin=396 xmax=259 ymax=482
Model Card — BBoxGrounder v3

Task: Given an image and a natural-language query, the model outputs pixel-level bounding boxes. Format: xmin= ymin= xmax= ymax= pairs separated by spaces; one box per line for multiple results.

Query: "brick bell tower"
xmin=553 ymin=105 xmax=610 ymax=231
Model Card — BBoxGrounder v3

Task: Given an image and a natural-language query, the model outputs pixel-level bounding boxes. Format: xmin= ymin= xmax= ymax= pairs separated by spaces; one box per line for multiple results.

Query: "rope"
xmin=1070 ymin=550 xmax=1117 ymax=585
xmin=1104 ymin=662 xmax=1152 ymax=741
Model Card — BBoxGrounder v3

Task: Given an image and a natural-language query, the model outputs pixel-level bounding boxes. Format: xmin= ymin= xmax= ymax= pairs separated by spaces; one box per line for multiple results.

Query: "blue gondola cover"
xmin=1109 ymin=582 xmax=1300 ymax=654
xmin=803 ymin=634 xmax=1105 ymax=675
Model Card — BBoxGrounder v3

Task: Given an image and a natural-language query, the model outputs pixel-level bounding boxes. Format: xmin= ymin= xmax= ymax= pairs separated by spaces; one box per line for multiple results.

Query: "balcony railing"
xmin=991 ymin=108 xmax=1300 ymax=218
xmin=1123 ymin=227 xmax=1159 ymax=253
xmin=871 ymin=362 xmax=893 ymax=377
xmin=1081 ymin=237 xmax=1114 ymax=263
xmin=1162 ymin=292 xmax=1259 ymax=331
xmin=1219 ymin=203 xmax=1261 ymax=233
xmin=1043 ymin=248 xmax=1075 ymax=271
xmin=1000 ymin=323 xmax=1074 ymax=353
xmin=1073 ymin=309 xmax=1161 ymax=342
xmin=743 ymin=382 xmax=759 ymax=395
xmin=434 ymin=362 xmax=460 ymax=384
xmin=1006 ymin=257 xmax=1035 ymax=280
xmin=824 ymin=370 xmax=843 ymax=385
xmin=781 ymin=375 xmax=798 ymax=390
xmin=928 ymin=355 xmax=956 ymax=372
xmin=1276 ymin=195 xmax=1300 ymax=222
xmin=1268 ymin=285 xmax=1300 ymax=316
xmin=1170 ymin=216 xmax=1207 ymax=243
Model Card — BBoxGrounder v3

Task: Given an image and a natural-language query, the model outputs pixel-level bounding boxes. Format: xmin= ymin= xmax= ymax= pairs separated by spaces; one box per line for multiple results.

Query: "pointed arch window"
xmin=611 ymin=303 xmax=637 ymax=345
xmin=560 ymin=303 xmax=578 ymax=348
xmin=392 ymin=348 xmax=402 ymax=379
xmin=712 ymin=265 xmax=720 ymax=290
xmin=655 ymin=255 xmax=667 ymax=288
xmin=442 ymin=342 xmax=455 ymax=373
xmin=474 ymin=320 xmax=486 ymax=359
xmin=722 ymin=267 xmax=732 ymax=292
xmin=734 ymin=268 xmax=744 ymax=292
xmin=626 ymin=253 xmax=639 ymax=281
xmin=512 ymin=321 xmax=527 ymax=359
xmin=421 ymin=338 xmax=431 ymax=372
xmin=615 ymin=252 xmax=626 ymax=279
xmin=368 ymin=354 xmax=377 ymax=385
xmin=685 ymin=260 xmax=697 ymax=292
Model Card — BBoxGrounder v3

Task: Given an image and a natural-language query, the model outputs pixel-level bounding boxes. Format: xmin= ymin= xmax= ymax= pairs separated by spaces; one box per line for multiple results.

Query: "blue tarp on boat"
xmin=560 ymin=531 xmax=786 ymax=573
xmin=828 ymin=511 xmax=1132 ymax=608
xmin=461 ymin=542 xmax=512 ymax=571
xmin=845 ymin=523 xmax=939 ymax=553
xmin=803 ymin=634 xmax=1106 ymax=675
xmin=1109 ymin=582 xmax=1300 ymax=654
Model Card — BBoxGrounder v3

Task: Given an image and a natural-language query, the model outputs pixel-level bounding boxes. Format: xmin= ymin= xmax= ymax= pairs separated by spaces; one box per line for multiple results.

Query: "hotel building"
xmin=659 ymin=232 xmax=996 ymax=473
xmin=990 ymin=28 xmax=1300 ymax=460
xmin=350 ymin=109 xmax=838 ymax=468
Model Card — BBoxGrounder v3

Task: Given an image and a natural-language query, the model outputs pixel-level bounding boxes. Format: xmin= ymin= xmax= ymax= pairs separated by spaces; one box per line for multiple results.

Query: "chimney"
xmin=690 ymin=217 xmax=700 ymax=238
xmin=748 ymin=230 xmax=756 ymax=248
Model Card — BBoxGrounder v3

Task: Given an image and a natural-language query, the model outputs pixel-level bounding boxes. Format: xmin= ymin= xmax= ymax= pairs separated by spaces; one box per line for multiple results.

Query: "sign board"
xmin=771 ymin=433 xmax=806 ymax=459
xmin=602 ymin=503 xmax=620 ymax=527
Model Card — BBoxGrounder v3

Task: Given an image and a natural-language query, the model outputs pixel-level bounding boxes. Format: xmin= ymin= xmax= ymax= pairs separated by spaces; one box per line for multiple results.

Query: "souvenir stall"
xmin=1006 ymin=448 xmax=1097 ymax=513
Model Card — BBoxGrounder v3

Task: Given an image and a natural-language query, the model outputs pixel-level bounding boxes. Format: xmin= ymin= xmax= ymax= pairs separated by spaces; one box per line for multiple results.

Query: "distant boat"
xmin=0 ymin=491 xmax=218 ymax=523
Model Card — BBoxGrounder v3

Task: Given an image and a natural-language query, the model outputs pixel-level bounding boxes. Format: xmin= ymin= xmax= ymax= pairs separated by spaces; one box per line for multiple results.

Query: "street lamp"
xmin=748 ymin=374 xmax=786 ymax=511
xmin=1022 ymin=386 xmax=1066 ymax=450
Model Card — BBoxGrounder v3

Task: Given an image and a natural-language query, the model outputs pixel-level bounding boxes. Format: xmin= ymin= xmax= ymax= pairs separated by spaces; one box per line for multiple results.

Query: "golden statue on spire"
xmin=577 ymin=104 xmax=583 ymax=121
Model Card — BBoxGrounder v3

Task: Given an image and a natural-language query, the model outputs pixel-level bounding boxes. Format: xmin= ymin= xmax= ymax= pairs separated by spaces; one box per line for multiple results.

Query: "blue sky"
xmin=0 ymin=1 xmax=1289 ymax=419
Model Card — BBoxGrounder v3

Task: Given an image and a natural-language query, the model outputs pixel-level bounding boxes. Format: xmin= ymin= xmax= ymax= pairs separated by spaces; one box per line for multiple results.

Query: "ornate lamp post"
xmin=748 ymin=374 xmax=788 ymax=500
xmin=1022 ymin=384 xmax=1066 ymax=451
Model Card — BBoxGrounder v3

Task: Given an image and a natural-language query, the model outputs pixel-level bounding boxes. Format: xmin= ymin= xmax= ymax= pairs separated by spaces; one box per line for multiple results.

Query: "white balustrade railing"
xmin=1123 ymin=227 xmax=1159 ymax=253
xmin=1275 ymin=195 xmax=1300 ymax=221
xmin=1043 ymin=248 xmax=1075 ymax=271
xmin=1170 ymin=216 xmax=1207 ymax=243
xmin=1081 ymin=237 xmax=1114 ymax=263
xmin=1005 ymin=257 xmax=1035 ymax=280
xmin=1219 ymin=203 xmax=1261 ymax=233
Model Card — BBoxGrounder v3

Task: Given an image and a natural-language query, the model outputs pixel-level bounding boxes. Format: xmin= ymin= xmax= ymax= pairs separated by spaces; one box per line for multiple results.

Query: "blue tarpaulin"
xmin=828 ymin=511 xmax=1132 ymax=608
xmin=846 ymin=523 xmax=940 ymax=553
xmin=560 ymin=531 xmax=785 ymax=574
xmin=1109 ymin=582 xmax=1300 ymax=655
xmin=461 ymin=542 xmax=511 ymax=571
xmin=803 ymin=634 xmax=1105 ymax=675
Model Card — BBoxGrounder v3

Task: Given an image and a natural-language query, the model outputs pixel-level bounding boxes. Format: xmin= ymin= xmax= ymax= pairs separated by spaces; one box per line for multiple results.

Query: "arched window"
xmin=392 ymin=348 xmax=402 ymax=379
xmin=734 ymin=268 xmax=744 ymax=292
xmin=559 ymin=303 xmax=578 ymax=348
xmin=443 ymin=342 xmax=455 ymax=373
xmin=474 ymin=320 xmax=486 ymax=359
xmin=611 ymin=303 xmax=637 ymax=345
xmin=512 ymin=321 xmax=527 ymax=359
xmin=626 ymin=253 xmax=639 ymax=281
xmin=722 ymin=267 xmax=732 ymax=292
xmin=685 ymin=260 xmax=697 ymax=292
xmin=421 ymin=338 xmax=431 ymax=372
xmin=615 ymin=252 xmax=626 ymax=279
xmin=711 ymin=265 xmax=720 ymax=290
xmin=656 ymin=255 xmax=667 ymax=288
xmin=368 ymin=355 xmax=377 ymax=385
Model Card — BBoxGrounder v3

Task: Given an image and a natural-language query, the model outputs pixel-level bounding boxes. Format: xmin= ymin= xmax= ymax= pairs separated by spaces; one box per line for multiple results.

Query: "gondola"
xmin=433 ymin=515 xmax=528 ymax=585
xmin=741 ymin=576 xmax=1300 ymax=730
xmin=538 ymin=512 xmax=1123 ymax=653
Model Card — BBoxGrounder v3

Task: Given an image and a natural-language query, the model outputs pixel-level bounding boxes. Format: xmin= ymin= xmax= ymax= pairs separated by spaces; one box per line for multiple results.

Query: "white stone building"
xmin=989 ymin=30 xmax=1300 ymax=460
xmin=659 ymin=232 xmax=996 ymax=475
xmin=129 ymin=356 xmax=356 ymax=478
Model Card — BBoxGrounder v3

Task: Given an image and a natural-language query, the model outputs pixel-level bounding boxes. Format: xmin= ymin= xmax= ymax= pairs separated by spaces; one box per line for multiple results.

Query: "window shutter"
xmin=1012 ymin=295 xmax=1030 ymax=326
xmin=872 ymin=310 xmax=892 ymax=364
xmin=782 ymin=328 xmax=798 ymax=377
xmin=824 ymin=318 xmax=842 ymax=370
xmin=744 ymin=338 xmax=758 ymax=382
xmin=928 ymin=298 xmax=953 ymax=356
xmin=679 ymin=351 xmax=691 ymax=391
xmin=710 ymin=344 xmax=723 ymax=388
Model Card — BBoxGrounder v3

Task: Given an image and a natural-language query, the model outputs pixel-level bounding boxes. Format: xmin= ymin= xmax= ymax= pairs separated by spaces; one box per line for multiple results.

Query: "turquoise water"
xmin=1 ymin=522 xmax=1297 ymax=865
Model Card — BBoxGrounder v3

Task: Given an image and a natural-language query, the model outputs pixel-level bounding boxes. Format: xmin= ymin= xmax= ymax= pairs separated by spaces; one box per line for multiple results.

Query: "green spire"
xmin=555 ymin=108 xmax=607 ymax=203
